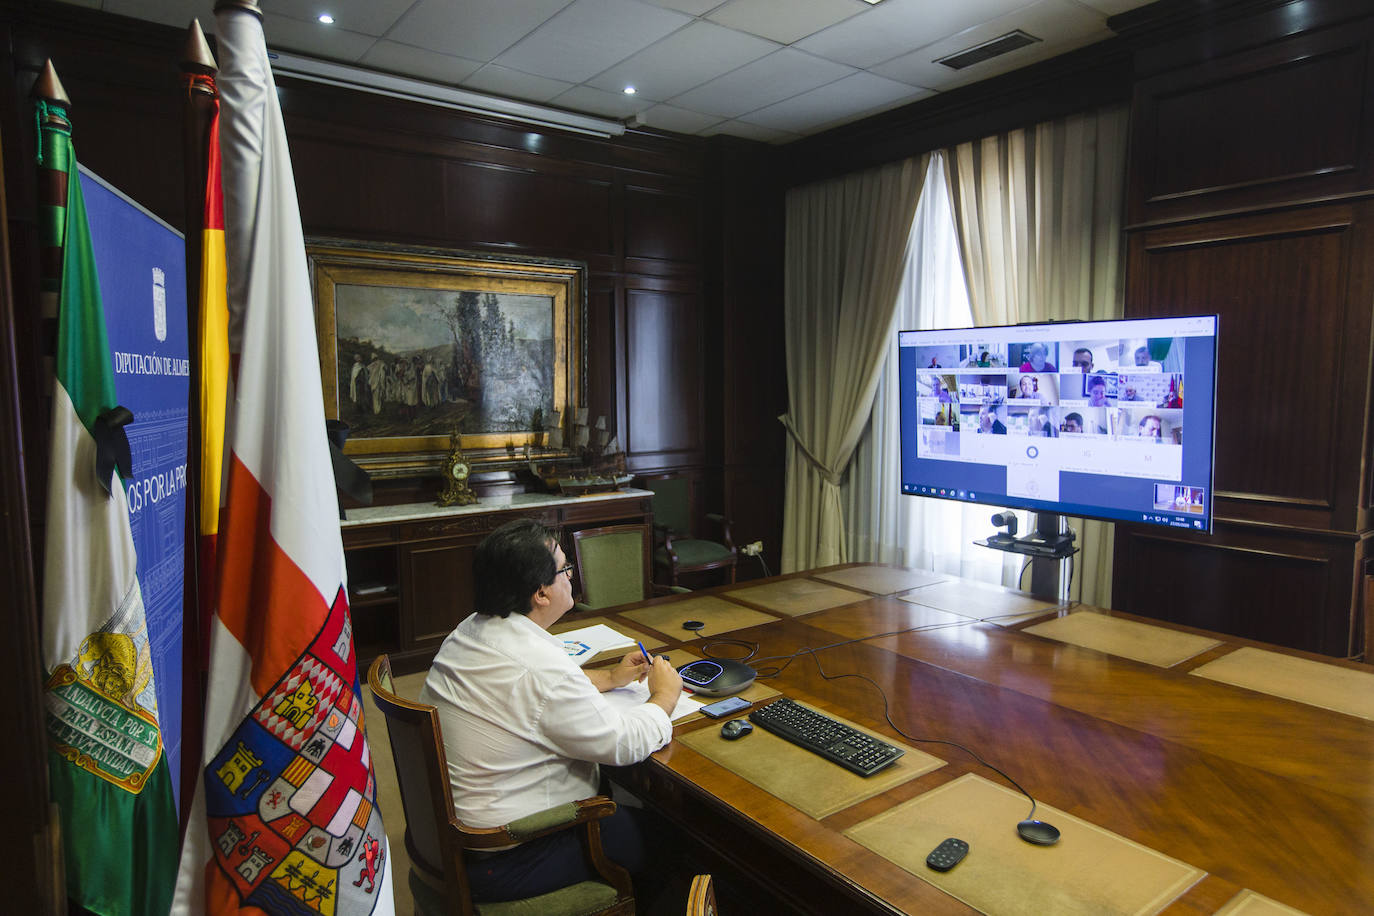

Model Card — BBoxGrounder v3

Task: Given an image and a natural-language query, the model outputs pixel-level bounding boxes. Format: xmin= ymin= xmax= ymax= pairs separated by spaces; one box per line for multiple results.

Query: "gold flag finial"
xmin=33 ymin=60 xmax=71 ymax=108
xmin=182 ymin=20 xmax=218 ymax=75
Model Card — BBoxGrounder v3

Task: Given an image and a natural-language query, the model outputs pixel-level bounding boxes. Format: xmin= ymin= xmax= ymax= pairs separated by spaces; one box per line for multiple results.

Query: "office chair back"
xmin=573 ymin=524 xmax=653 ymax=609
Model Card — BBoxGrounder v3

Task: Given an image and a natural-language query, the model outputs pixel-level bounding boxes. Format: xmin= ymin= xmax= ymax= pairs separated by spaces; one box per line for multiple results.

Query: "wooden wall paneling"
xmin=291 ymin=138 xmax=447 ymax=242
xmin=1125 ymin=202 xmax=1374 ymax=533
xmin=624 ymin=286 xmax=705 ymax=470
xmin=706 ymin=136 xmax=786 ymax=572
xmin=1126 ymin=18 xmax=1374 ymax=225
xmin=1113 ymin=524 xmax=1361 ymax=655
xmin=624 ymin=181 xmax=702 ymax=273
xmin=586 ymin=283 xmax=619 ymax=430
xmin=399 ymin=537 xmax=477 ymax=653
xmin=0 ymin=110 xmax=60 ymax=914
xmin=440 ymin=159 xmax=614 ymax=257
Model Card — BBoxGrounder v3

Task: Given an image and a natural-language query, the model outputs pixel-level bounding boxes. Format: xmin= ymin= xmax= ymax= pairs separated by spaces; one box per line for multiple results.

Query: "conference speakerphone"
xmin=678 ymin=658 xmax=756 ymax=697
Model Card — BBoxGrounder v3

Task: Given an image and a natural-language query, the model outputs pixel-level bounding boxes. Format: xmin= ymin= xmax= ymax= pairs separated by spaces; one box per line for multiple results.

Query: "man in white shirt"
xmin=420 ymin=518 xmax=683 ymax=903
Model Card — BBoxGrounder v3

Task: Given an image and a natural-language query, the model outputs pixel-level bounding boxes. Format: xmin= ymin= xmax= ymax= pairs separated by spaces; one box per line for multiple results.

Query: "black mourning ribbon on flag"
xmin=326 ymin=420 xmax=373 ymax=519
xmin=93 ymin=406 xmax=134 ymax=496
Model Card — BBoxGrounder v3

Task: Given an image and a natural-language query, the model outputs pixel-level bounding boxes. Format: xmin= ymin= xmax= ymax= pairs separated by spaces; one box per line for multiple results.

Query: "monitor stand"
xmin=976 ymin=512 xmax=1076 ymax=602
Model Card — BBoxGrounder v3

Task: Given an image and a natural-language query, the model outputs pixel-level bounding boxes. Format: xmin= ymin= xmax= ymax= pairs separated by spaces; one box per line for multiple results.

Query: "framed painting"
xmin=309 ymin=238 xmax=585 ymax=477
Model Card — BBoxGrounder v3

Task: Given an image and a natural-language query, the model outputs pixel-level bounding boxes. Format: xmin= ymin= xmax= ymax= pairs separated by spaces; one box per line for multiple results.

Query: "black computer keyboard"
xmin=748 ymin=697 xmax=905 ymax=777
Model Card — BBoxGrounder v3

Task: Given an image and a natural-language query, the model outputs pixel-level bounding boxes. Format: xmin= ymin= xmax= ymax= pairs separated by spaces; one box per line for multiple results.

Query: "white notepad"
xmin=560 ymin=623 xmax=635 ymax=665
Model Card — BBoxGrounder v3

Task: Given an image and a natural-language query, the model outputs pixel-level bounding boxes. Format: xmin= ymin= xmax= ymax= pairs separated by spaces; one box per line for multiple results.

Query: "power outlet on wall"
xmin=742 ymin=541 xmax=763 ymax=556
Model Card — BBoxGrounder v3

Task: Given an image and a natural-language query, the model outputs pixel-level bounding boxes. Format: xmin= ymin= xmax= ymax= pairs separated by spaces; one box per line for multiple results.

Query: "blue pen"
xmin=636 ymin=640 xmax=653 ymax=665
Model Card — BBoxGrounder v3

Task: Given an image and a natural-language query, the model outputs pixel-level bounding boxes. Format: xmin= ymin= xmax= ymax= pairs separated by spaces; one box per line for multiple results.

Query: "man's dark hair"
xmin=473 ymin=519 xmax=558 ymax=618
xmin=1065 ymin=412 xmax=1084 ymax=424
xmin=1087 ymin=375 xmax=1106 ymax=390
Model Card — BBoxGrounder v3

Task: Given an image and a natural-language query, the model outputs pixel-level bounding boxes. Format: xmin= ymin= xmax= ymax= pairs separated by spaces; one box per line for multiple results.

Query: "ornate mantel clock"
xmin=436 ymin=427 xmax=478 ymax=507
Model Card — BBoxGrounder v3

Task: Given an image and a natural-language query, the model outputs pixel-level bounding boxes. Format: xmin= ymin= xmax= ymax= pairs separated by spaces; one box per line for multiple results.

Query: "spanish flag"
xmin=197 ymin=94 xmax=228 ymax=640
xmin=172 ymin=5 xmax=393 ymax=913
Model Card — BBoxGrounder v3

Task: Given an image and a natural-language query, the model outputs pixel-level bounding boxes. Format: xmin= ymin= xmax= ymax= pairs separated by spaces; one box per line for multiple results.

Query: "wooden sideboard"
xmin=340 ymin=488 xmax=653 ymax=672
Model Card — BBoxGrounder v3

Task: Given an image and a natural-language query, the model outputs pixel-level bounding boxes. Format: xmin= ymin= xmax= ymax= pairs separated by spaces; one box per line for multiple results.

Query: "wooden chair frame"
xmin=365 ymin=654 xmax=634 ymax=915
xmin=636 ymin=473 xmax=738 ymax=587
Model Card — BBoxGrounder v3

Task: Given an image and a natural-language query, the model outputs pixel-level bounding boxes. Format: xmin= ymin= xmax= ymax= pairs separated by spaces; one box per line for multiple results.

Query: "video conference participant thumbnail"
xmin=1061 ymin=408 xmax=1108 ymax=435
xmin=1009 ymin=372 xmax=1059 ymax=403
xmin=1011 ymin=341 xmax=1057 ymax=373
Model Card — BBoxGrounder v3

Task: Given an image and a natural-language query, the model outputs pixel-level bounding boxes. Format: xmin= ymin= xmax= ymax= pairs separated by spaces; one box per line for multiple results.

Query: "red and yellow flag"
xmin=197 ymin=98 xmax=229 ymax=641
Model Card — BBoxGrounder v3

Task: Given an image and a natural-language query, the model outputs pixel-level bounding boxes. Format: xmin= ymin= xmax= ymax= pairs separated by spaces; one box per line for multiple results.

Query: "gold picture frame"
xmin=309 ymin=238 xmax=585 ymax=478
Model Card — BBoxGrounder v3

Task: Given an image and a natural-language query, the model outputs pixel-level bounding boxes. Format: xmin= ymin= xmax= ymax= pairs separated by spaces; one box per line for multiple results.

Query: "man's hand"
xmin=646 ymin=656 xmax=684 ymax=717
xmin=585 ymin=649 xmax=650 ymax=692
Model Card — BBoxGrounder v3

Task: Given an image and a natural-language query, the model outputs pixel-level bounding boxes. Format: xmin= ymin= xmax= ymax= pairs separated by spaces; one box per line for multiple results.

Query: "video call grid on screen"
xmin=898 ymin=316 xmax=1218 ymax=531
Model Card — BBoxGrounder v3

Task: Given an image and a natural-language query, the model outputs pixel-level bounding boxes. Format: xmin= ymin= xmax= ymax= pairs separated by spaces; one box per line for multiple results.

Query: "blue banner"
xmin=80 ymin=166 xmax=188 ymax=811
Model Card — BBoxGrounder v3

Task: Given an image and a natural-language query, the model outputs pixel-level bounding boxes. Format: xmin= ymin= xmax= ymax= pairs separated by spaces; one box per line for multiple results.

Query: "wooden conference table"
xmin=568 ymin=564 xmax=1374 ymax=916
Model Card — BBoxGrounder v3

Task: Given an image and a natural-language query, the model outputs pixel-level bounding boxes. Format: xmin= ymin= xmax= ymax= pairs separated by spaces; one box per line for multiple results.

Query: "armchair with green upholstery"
xmin=572 ymin=524 xmax=689 ymax=613
xmin=365 ymin=654 xmax=635 ymax=916
xmin=637 ymin=474 xmax=737 ymax=588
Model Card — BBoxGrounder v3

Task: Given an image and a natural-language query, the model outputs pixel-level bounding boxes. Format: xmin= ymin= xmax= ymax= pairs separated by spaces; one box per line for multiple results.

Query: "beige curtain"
xmin=947 ymin=104 xmax=1129 ymax=606
xmin=780 ymin=155 xmax=929 ymax=572
xmin=844 ymin=154 xmax=1019 ymax=584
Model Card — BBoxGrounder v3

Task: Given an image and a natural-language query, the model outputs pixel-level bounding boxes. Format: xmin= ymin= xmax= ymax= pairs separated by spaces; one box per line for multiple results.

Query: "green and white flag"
xmin=40 ymin=97 xmax=178 ymax=916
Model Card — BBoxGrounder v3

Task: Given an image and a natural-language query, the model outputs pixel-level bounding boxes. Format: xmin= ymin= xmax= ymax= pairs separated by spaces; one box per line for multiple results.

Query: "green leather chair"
xmin=572 ymin=524 xmax=690 ymax=612
xmin=637 ymin=474 xmax=738 ymax=588
xmin=366 ymin=655 xmax=635 ymax=916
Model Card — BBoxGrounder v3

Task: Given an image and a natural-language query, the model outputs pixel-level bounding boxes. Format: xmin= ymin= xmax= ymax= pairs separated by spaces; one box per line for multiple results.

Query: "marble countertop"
xmin=341 ymin=487 xmax=651 ymax=527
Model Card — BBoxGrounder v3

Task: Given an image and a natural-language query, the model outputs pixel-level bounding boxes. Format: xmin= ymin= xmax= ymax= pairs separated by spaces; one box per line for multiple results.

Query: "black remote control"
xmin=925 ymin=837 xmax=969 ymax=872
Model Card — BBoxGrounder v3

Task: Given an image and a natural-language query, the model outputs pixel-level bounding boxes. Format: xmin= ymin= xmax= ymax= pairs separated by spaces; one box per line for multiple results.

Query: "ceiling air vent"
xmin=935 ymin=30 xmax=1041 ymax=70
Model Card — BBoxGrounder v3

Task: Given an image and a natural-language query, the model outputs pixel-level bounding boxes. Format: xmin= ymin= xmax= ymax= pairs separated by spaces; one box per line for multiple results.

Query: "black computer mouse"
xmin=720 ymin=719 xmax=753 ymax=740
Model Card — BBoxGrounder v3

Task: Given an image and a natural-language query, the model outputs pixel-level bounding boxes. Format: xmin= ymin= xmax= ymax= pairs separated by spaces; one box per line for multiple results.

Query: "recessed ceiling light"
xmin=318 ymin=13 xmax=335 ymax=25
xmin=623 ymin=86 xmax=636 ymax=95
xmin=861 ymin=0 xmax=884 ymax=5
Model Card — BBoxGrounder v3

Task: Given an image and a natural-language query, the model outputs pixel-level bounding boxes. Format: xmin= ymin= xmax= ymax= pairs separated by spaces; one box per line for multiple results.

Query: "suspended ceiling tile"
xmin=744 ymin=71 xmax=931 ymax=133
xmin=387 ymin=0 xmax=573 ymax=62
xmin=669 ymin=47 xmax=854 ymax=119
xmin=586 ymin=20 xmax=778 ymax=101
xmin=704 ymin=0 xmax=867 ymax=46
xmin=261 ymin=12 xmax=378 ymax=62
xmin=644 ymin=0 xmax=730 ymax=15
xmin=554 ymin=84 xmax=650 ymax=119
xmin=359 ymin=42 xmax=484 ymax=86
xmin=259 ymin=0 xmax=416 ymax=36
xmin=871 ymin=0 xmax=1108 ymax=91
xmin=795 ymin=0 xmax=1040 ymax=69
xmin=493 ymin=0 xmax=693 ymax=84
xmin=637 ymin=103 xmax=726 ymax=134
xmin=461 ymin=63 xmax=575 ymax=104
xmin=703 ymin=118 xmax=799 ymax=144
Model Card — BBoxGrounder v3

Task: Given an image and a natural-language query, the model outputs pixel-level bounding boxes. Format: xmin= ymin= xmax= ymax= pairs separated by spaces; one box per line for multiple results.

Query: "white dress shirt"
xmin=420 ymin=611 xmax=673 ymax=829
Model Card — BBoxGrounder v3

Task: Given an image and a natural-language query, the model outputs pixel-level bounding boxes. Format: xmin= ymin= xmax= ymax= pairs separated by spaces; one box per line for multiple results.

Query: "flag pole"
xmin=33 ymin=61 xmax=71 ymax=314
xmin=178 ymin=19 xmax=217 ymax=837
xmin=31 ymin=62 xmax=73 ymax=916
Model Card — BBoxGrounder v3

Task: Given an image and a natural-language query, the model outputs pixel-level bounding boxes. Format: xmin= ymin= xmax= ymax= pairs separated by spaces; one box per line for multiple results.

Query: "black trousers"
xmin=466 ymin=804 xmax=673 ymax=903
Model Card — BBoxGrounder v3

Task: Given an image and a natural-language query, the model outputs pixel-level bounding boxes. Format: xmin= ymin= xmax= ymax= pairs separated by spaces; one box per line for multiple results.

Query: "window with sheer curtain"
xmin=842 ymin=104 xmax=1129 ymax=605
xmin=842 ymin=153 xmax=1022 ymax=586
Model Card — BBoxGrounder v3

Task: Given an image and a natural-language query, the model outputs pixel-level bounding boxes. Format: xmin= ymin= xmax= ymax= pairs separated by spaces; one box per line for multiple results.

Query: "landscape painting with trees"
xmin=308 ymin=240 xmax=584 ymax=475
xmin=333 ymin=283 xmax=554 ymax=439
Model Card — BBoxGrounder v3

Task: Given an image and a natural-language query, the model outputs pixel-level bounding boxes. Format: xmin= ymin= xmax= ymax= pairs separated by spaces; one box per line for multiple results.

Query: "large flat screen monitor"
xmin=898 ymin=315 xmax=1219 ymax=532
